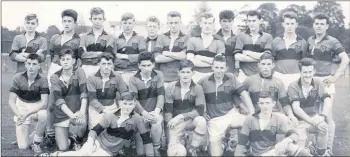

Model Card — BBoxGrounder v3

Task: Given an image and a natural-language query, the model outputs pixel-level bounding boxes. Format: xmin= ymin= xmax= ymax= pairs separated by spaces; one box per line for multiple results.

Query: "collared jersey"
xmin=216 ymin=29 xmax=237 ymax=72
xmin=129 ymin=70 xmax=165 ymax=113
xmin=49 ymin=32 xmax=81 ymax=65
xmin=50 ymin=68 xmax=88 ymax=123
xmin=10 ymin=32 xmax=48 ymax=73
xmin=145 ymin=36 xmax=158 ymax=53
xmin=154 ymin=31 xmax=189 ymax=82
xmin=243 ymin=73 xmax=289 ymax=112
xmin=198 ymin=73 xmax=245 ymax=118
xmin=164 ymin=80 xmax=206 ymax=118
xmin=306 ymin=34 xmax=345 ymax=76
xmin=187 ymin=35 xmax=226 ymax=73
xmin=87 ymin=70 xmax=128 ymax=113
xmin=287 ymin=78 xmax=330 ymax=118
xmin=272 ymin=34 xmax=308 ymax=74
xmin=115 ymin=31 xmax=146 ymax=71
xmin=234 ymin=30 xmax=273 ymax=76
xmin=78 ymin=30 xmax=115 ymax=65
xmin=10 ymin=71 xmax=50 ymax=103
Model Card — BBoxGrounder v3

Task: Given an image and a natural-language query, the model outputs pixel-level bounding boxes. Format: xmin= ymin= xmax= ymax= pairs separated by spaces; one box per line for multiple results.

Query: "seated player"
xmin=234 ymin=91 xmax=312 ymax=156
xmin=37 ymin=92 xmax=155 ymax=156
xmin=129 ymin=52 xmax=164 ymax=156
xmin=50 ymin=48 xmax=88 ymax=151
xmin=288 ymin=58 xmax=331 ymax=156
xmin=8 ymin=53 xmax=49 ymax=154
xmin=87 ymin=53 xmax=128 ymax=129
xmin=164 ymin=60 xmax=207 ymax=156
xmin=198 ymin=54 xmax=255 ymax=156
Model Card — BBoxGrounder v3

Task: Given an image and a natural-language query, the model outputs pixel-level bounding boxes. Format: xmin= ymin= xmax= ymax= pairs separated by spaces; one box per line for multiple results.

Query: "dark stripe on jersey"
xmin=137 ymin=87 xmax=163 ymax=101
xmin=106 ymin=127 xmax=135 ymax=140
xmin=95 ymin=89 xmax=118 ymax=99
xmin=197 ymin=50 xmax=217 ymax=58
xmin=249 ymin=130 xmax=277 ymax=143
xmin=275 ymin=49 xmax=302 ymax=60
xmin=204 ymin=92 xmax=234 ymax=104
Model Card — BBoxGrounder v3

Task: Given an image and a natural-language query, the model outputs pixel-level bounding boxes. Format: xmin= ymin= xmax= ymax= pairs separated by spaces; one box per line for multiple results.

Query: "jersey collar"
xmin=208 ymin=73 xmax=230 ymax=82
xmin=134 ymin=70 xmax=157 ymax=80
xmin=175 ymin=80 xmax=196 ymax=87
xmin=259 ymin=72 xmax=274 ymax=79
xmin=216 ymin=29 xmax=235 ymax=37
xmin=245 ymin=28 xmax=263 ymax=36
xmin=94 ymin=69 xmax=116 ymax=79
xmin=118 ymin=31 xmax=137 ymax=39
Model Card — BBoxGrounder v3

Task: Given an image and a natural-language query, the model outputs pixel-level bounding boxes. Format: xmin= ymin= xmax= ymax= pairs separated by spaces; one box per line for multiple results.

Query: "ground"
xmin=1 ymin=55 xmax=350 ymax=156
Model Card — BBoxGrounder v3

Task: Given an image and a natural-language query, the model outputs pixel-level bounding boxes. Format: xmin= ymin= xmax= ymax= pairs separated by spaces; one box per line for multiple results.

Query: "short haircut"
xmin=219 ymin=10 xmax=235 ymax=21
xmin=90 ymin=7 xmax=105 ymax=18
xmin=213 ymin=54 xmax=226 ymax=63
xmin=121 ymin=12 xmax=135 ymax=21
xmin=98 ymin=52 xmax=115 ymax=63
xmin=167 ymin=11 xmax=181 ymax=18
xmin=121 ymin=92 xmax=136 ymax=101
xmin=282 ymin=11 xmax=298 ymax=22
xmin=58 ymin=48 xmax=76 ymax=59
xmin=138 ymin=51 xmax=155 ymax=63
xmin=27 ymin=53 xmax=40 ymax=62
xmin=298 ymin=58 xmax=316 ymax=71
xmin=259 ymin=53 xmax=275 ymax=62
xmin=258 ymin=91 xmax=273 ymax=100
xmin=61 ymin=9 xmax=78 ymax=22
xmin=179 ymin=60 xmax=195 ymax=71
xmin=247 ymin=10 xmax=262 ymax=20
xmin=25 ymin=14 xmax=38 ymax=23
xmin=200 ymin=12 xmax=215 ymax=23
xmin=146 ymin=16 xmax=160 ymax=26
xmin=313 ymin=13 xmax=330 ymax=24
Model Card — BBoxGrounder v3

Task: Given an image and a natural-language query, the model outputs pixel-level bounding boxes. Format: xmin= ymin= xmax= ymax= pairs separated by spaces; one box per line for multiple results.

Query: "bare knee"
xmin=37 ymin=110 xmax=48 ymax=123
xmin=194 ymin=116 xmax=207 ymax=129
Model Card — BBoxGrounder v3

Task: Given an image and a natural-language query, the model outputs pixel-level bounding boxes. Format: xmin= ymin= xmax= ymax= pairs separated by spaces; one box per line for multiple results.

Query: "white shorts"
xmin=48 ymin=62 xmax=62 ymax=87
xmin=192 ymin=71 xmax=212 ymax=83
xmin=62 ymin=139 xmax=112 ymax=156
xmin=13 ymin=98 xmax=42 ymax=125
xmin=82 ymin=65 xmax=100 ymax=77
xmin=88 ymin=104 xmax=118 ymax=129
xmin=207 ymin=109 xmax=246 ymax=142
xmin=237 ymin=69 xmax=247 ymax=83
xmin=54 ymin=119 xmax=70 ymax=128
xmin=313 ymin=76 xmax=336 ymax=95
xmin=274 ymin=72 xmax=300 ymax=89
xmin=116 ymin=71 xmax=137 ymax=86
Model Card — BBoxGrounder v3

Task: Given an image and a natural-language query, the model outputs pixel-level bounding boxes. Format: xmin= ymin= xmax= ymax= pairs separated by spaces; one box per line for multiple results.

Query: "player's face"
xmin=200 ymin=17 xmax=215 ymax=34
xmin=212 ymin=61 xmax=227 ymax=78
xmin=178 ymin=67 xmax=194 ymax=83
xmin=90 ymin=14 xmax=105 ymax=29
xmin=119 ymin=100 xmax=135 ymax=114
xmin=138 ymin=60 xmax=154 ymax=75
xmin=258 ymin=59 xmax=274 ymax=76
xmin=313 ymin=19 xmax=329 ymax=35
xmin=167 ymin=16 xmax=182 ymax=33
xmin=60 ymin=54 xmax=75 ymax=70
xmin=62 ymin=16 xmax=76 ymax=33
xmin=247 ymin=15 xmax=261 ymax=31
xmin=258 ymin=97 xmax=275 ymax=114
xmin=300 ymin=66 xmax=315 ymax=84
xmin=99 ymin=58 xmax=114 ymax=74
xmin=282 ymin=18 xmax=298 ymax=34
xmin=25 ymin=59 xmax=40 ymax=74
xmin=146 ymin=21 xmax=159 ymax=37
xmin=24 ymin=19 xmax=38 ymax=33
xmin=220 ymin=18 xmax=233 ymax=32
xmin=121 ymin=19 xmax=135 ymax=34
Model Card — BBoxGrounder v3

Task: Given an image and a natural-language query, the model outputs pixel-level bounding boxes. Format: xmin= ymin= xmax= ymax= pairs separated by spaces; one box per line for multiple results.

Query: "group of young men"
xmin=8 ymin=6 xmax=349 ymax=157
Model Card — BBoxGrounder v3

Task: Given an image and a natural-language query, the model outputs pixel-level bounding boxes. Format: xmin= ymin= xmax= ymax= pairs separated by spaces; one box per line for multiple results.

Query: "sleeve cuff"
xmin=235 ymin=86 xmax=246 ymax=95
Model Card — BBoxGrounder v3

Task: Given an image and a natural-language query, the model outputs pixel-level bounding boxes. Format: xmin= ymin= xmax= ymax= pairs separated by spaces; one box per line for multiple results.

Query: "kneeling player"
xmin=50 ymin=48 xmax=88 ymax=151
xmin=165 ymin=60 xmax=207 ymax=156
xmin=38 ymin=92 xmax=154 ymax=156
xmin=9 ymin=54 xmax=49 ymax=153
xmin=288 ymin=58 xmax=331 ymax=156
xmin=235 ymin=91 xmax=312 ymax=156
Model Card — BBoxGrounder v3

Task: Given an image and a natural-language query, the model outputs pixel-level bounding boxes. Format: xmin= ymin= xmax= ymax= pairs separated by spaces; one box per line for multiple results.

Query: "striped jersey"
xmin=145 ymin=36 xmax=158 ymax=54
xmin=49 ymin=33 xmax=81 ymax=65
xmin=216 ymin=29 xmax=237 ymax=72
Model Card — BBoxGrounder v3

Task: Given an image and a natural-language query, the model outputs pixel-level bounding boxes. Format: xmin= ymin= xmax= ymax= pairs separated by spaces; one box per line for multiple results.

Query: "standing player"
xmin=145 ymin=16 xmax=160 ymax=54
xmin=87 ymin=53 xmax=128 ymax=130
xmin=234 ymin=91 xmax=312 ymax=156
xmin=50 ymin=48 xmax=88 ymax=151
xmin=129 ymin=52 xmax=164 ymax=156
xmin=9 ymin=14 xmax=47 ymax=73
xmin=115 ymin=12 xmax=146 ymax=84
xmin=154 ymin=11 xmax=188 ymax=87
xmin=38 ymin=92 xmax=154 ymax=157
xmin=165 ymin=60 xmax=207 ymax=156
xmin=78 ymin=7 xmax=115 ymax=77
xmin=306 ymin=13 xmax=349 ymax=154
xmin=272 ymin=11 xmax=308 ymax=89
xmin=234 ymin=10 xmax=273 ymax=82
xmin=9 ymin=53 xmax=49 ymax=153
xmin=187 ymin=13 xmax=226 ymax=83
xmin=198 ymin=55 xmax=255 ymax=156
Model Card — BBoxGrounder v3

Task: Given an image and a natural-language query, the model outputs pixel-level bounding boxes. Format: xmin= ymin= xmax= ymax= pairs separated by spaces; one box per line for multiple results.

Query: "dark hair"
xmin=247 ymin=10 xmax=262 ymax=20
xmin=121 ymin=12 xmax=135 ymax=21
xmin=90 ymin=7 xmax=105 ymax=18
xmin=213 ymin=54 xmax=226 ymax=63
xmin=313 ymin=13 xmax=330 ymax=24
xmin=167 ymin=11 xmax=181 ymax=18
xmin=219 ymin=10 xmax=235 ymax=21
xmin=98 ymin=52 xmax=115 ymax=63
xmin=258 ymin=91 xmax=273 ymax=99
xmin=61 ymin=9 xmax=78 ymax=22
xmin=138 ymin=51 xmax=155 ymax=63
xmin=282 ymin=11 xmax=298 ymax=22
xmin=27 ymin=53 xmax=40 ymax=62
xmin=121 ymin=92 xmax=136 ymax=101
xmin=146 ymin=16 xmax=160 ymax=26
xmin=25 ymin=13 xmax=38 ymax=23
xmin=259 ymin=53 xmax=275 ymax=62
xmin=298 ymin=58 xmax=316 ymax=71
xmin=179 ymin=60 xmax=195 ymax=71
xmin=58 ymin=48 xmax=76 ymax=59
xmin=200 ymin=12 xmax=215 ymax=23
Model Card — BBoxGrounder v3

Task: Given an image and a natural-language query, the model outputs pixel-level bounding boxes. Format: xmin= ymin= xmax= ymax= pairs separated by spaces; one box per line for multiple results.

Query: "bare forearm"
xmin=283 ymin=105 xmax=294 ymax=116
xmin=293 ymin=106 xmax=312 ymax=124
xmin=240 ymin=91 xmax=255 ymax=114
xmin=164 ymin=51 xmax=186 ymax=60
xmin=193 ymin=59 xmax=211 ymax=67
xmin=61 ymin=104 xmax=75 ymax=118
xmin=234 ymin=53 xmax=258 ymax=62
xmin=321 ymin=97 xmax=332 ymax=116
xmin=80 ymin=98 xmax=88 ymax=114
xmin=9 ymin=101 xmax=20 ymax=116
xmin=334 ymin=56 xmax=350 ymax=79
xmin=155 ymin=54 xmax=175 ymax=63
xmin=245 ymin=51 xmax=263 ymax=60
xmin=196 ymin=55 xmax=214 ymax=64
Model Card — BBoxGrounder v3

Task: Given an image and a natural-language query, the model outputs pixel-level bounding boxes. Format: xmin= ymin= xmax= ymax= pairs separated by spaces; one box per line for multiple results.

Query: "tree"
xmin=193 ymin=1 xmax=211 ymax=25
xmin=257 ymin=3 xmax=279 ymax=36
xmin=279 ymin=4 xmax=313 ymax=28
xmin=313 ymin=1 xmax=345 ymax=28
xmin=46 ymin=25 xmax=60 ymax=41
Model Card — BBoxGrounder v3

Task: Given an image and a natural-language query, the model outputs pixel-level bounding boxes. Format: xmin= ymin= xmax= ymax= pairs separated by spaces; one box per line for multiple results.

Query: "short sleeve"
xmin=234 ymin=34 xmax=244 ymax=54
xmin=264 ymin=34 xmax=273 ymax=54
xmin=138 ymin=36 xmax=147 ymax=52
xmin=332 ymin=39 xmax=345 ymax=55
xmin=186 ymin=38 xmax=196 ymax=54
xmin=9 ymin=75 xmax=21 ymax=94
xmin=40 ymin=77 xmax=50 ymax=94
xmin=287 ymin=83 xmax=300 ymax=103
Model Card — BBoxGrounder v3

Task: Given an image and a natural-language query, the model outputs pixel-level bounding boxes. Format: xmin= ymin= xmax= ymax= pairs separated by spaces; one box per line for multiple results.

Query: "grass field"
xmin=1 ymin=55 xmax=350 ymax=156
